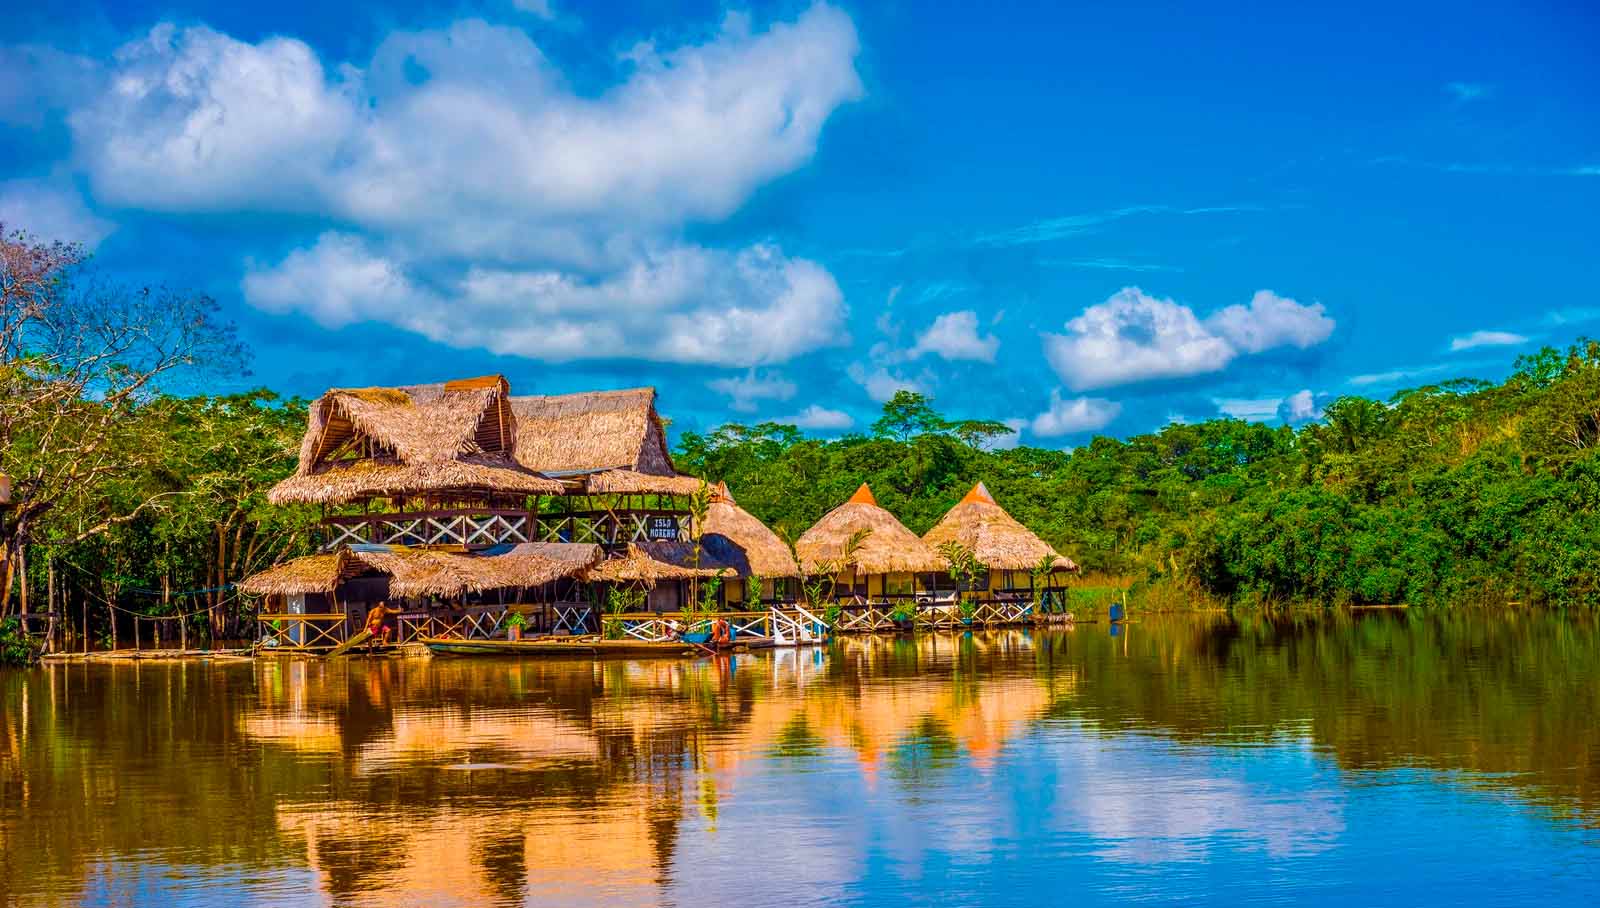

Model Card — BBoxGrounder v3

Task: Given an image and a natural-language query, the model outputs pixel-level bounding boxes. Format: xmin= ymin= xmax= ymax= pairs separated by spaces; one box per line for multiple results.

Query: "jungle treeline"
xmin=676 ymin=343 xmax=1600 ymax=609
xmin=5 ymin=223 xmax=1600 ymax=656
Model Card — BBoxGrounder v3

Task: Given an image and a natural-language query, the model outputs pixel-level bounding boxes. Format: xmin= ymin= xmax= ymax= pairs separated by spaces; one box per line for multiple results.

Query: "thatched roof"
xmin=922 ymin=482 xmax=1079 ymax=572
xmin=582 ymin=543 xmax=728 ymax=585
xmin=268 ymin=457 xmax=560 ymax=505
xmin=270 ymin=380 xmax=687 ymax=505
xmin=795 ymin=483 xmax=944 ymax=575
xmin=510 ymin=388 xmax=676 ymax=477
xmin=237 ymin=551 xmax=364 ymax=596
xmin=701 ymin=483 xmax=799 ymax=578
xmin=271 ymin=376 xmax=561 ymax=505
xmin=583 ymin=469 xmax=703 ymax=496
xmin=237 ymin=543 xmax=602 ymax=598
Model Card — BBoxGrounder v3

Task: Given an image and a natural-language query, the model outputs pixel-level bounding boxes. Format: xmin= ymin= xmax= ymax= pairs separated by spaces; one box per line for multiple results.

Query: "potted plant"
xmin=938 ymin=541 xmax=986 ymax=627
xmin=505 ymin=611 xmax=526 ymax=641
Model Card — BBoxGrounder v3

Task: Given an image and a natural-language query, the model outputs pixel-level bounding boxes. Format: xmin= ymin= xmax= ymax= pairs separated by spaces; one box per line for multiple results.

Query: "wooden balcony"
xmin=321 ymin=508 xmax=534 ymax=550
xmin=538 ymin=511 xmax=690 ymax=546
xmin=318 ymin=508 xmax=691 ymax=551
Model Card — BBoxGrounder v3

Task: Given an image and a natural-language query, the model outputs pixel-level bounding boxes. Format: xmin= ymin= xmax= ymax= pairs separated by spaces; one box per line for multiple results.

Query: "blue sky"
xmin=3 ymin=1 xmax=1596 ymax=445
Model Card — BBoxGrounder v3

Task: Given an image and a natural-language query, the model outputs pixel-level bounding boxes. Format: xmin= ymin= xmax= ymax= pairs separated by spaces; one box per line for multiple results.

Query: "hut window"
xmin=886 ymin=573 xmax=913 ymax=597
xmin=963 ymin=569 xmax=990 ymax=593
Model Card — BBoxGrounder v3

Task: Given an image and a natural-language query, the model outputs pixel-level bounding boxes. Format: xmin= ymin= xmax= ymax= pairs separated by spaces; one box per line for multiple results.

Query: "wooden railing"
xmin=538 ymin=512 xmax=690 ymax=546
xmin=321 ymin=508 xmax=534 ymax=549
xmin=256 ymin=613 xmax=350 ymax=650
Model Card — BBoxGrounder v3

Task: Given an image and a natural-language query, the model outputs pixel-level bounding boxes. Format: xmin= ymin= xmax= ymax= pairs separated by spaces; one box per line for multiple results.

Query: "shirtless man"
xmin=365 ymin=601 xmax=396 ymax=652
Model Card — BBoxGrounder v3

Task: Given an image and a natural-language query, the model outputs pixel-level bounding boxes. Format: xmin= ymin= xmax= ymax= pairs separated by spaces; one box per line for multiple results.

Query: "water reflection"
xmin=2 ymin=612 xmax=1597 ymax=906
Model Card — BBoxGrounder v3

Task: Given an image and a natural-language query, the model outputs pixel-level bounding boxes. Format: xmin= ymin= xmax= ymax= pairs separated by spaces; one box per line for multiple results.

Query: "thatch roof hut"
xmin=237 ymin=551 xmax=364 ymax=596
xmin=237 ymin=543 xmax=603 ymax=598
xmin=922 ymin=482 xmax=1079 ymax=571
xmin=270 ymin=378 xmax=700 ymax=505
xmin=700 ymin=483 xmax=798 ymax=578
xmin=795 ymin=483 xmax=944 ymax=575
xmin=510 ymin=388 xmax=697 ymax=495
xmin=270 ymin=376 xmax=560 ymax=505
xmin=582 ymin=543 xmax=727 ymax=585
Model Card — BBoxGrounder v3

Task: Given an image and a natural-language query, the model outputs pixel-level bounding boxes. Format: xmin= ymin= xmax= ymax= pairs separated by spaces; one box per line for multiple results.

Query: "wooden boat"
xmin=423 ymin=633 xmax=774 ymax=658
xmin=422 ymin=636 xmax=701 ymax=658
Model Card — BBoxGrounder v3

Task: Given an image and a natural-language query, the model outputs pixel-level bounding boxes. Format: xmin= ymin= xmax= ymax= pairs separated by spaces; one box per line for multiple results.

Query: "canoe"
xmin=421 ymin=637 xmax=699 ymax=658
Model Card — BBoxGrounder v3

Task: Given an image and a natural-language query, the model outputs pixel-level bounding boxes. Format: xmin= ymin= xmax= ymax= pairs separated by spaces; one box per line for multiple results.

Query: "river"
xmin=2 ymin=610 xmax=1597 ymax=906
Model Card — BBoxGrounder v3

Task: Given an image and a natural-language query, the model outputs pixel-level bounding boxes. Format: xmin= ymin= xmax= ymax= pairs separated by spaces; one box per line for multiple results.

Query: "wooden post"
xmin=18 ymin=544 xmax=27 ymax=617
xmin=46 ymin=557 xmax=56 ymax=654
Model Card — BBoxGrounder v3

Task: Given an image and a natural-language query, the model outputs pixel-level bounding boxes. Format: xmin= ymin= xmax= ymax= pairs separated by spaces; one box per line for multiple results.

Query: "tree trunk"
xmin=17 ymin=543 xmax=26 ymax=616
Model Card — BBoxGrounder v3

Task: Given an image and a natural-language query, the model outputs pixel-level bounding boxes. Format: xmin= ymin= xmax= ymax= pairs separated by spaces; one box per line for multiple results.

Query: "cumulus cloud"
xmin=708 ymin=370 xmax=798 ymax=412
xmin=1214 ymin=389 xmax=1322 ymax=423
xmin=0 ymin=180 xmax=114 ymax=248
xmin=1030 ymin=391 xmax=1121 ymax=437
xmin=244 ymin=233 xmax=846 ymax=366
xmin=1449 ymin=329 xmax=1527 ymax=351
xmin=1281 ymin=389 xmax=1319 ymax=422
xmin=1207 ymin=290 xmax=1334 ymax=354
xmin=847 ymin=363 xmax=928 ymax=403
xmin=785 ymin=404 xmax=854 ymax=431
xmin=982 ymin=418 xmax=1027 ymax=451
xmin=70 ymin=9 xmax=862 ymax=262
xmin=1213 ymin=397 xmax=1283 ymax=421
xmin=908 ymin=310 xmax=999 ymax=362
xmin=1043 ymin=287 xmax=1334 ymax=391
xmin=1043 ymin=288 xmax=1234 ymax=390
xmin=114 ymin=5 xmax=863 ymax=368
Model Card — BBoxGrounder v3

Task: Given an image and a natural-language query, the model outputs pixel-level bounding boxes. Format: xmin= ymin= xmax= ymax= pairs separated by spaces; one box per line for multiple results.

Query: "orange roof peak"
xmin=710 ymin=480 xmax=734 ymax=504
xmin=961 ymin=481 xmax=997 ymax=505
xmin=847 ymin=483 xmax=877 ymax=506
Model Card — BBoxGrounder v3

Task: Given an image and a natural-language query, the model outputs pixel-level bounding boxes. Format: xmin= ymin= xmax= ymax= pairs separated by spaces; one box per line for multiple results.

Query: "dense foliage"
xmin=677 ymin=344 xmax=1600 ymax=608
xmin=1 ymin=226 xmax=315 ymax=648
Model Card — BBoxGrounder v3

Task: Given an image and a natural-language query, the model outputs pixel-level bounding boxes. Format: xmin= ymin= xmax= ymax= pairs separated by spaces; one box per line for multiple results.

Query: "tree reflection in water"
xmin=0 ymin=611 xmax=1595 ymax=906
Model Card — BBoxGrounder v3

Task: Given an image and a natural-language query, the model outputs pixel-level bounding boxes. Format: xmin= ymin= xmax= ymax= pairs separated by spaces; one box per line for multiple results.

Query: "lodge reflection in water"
xmin=2 ymin=613 xmax=1598 ymax=906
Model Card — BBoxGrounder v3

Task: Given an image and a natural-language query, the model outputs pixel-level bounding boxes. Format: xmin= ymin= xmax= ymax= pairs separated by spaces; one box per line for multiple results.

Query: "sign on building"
xmin=647 ymin=516 xmax=680 ymax=541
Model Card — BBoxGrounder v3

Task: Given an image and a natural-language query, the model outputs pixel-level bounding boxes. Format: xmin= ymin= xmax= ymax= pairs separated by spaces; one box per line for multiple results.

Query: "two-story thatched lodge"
xmin=239 ymin=375 xmax=1079 ymax=647
xmin=239 ymin=376 xmax=799 ymax=645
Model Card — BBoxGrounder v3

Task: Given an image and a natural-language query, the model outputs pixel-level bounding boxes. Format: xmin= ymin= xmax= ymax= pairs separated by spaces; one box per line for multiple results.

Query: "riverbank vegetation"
xmin=4 ymin=220 xmax=1599 ymax=660
xmin=1 ymin=226 xmax=314 ymax=655
xmin=677 ymin=344 xmax=1600 ymax=609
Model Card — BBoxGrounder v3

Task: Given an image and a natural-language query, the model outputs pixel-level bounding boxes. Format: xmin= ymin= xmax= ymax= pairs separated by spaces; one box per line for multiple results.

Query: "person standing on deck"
xmin=365 ymin=601 xmax=397 ymax=652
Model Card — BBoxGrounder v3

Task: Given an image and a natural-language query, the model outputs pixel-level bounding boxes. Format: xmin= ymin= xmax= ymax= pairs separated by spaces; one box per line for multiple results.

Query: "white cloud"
xmin=1207 ymin=290 xmax=1334 ymax=354
xmin=0 ymin=180 xmax=114 ymax=248
xmin=1282 ymin=389 xmax=1319 ymax=422
xmin=909 ymin=310 xmax=999 ymax=363
xmin=244 ymin=233 xmax=847 ymax=366
xmin=707 ymin=370 xmax=797 ymax=412
xmin=1043 ymin=288 xmax=1234 ymax=390
xmin=1215 ymin=389 xmax=1323 ymax=423
xmin=1348 ymin=364 xmax=1449 ymax=387
xmin=982 ymin=418 xmax=1027 ymax=451
xmin=1030 ymin=391 xmax=1121 ymax=437
xmin=1214 ymin=397 xmax=1283 ymax=421
xmin=72 ymin=9 xmax=861 ymax=258
xmin=847 ymin=364 xmax=927 ymax=403
xmin=1043 ymin=287 xmax=1334 ymax=391
xmin=785 ymin=404 xmax=853 ymax=431
xmin=511 ymin=0 xmax=557 ymax=19
xmin=1449 ymin=329 xmax=1527 ymax=352
xmin=68 ymin=7 xmax=862 ymax=368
